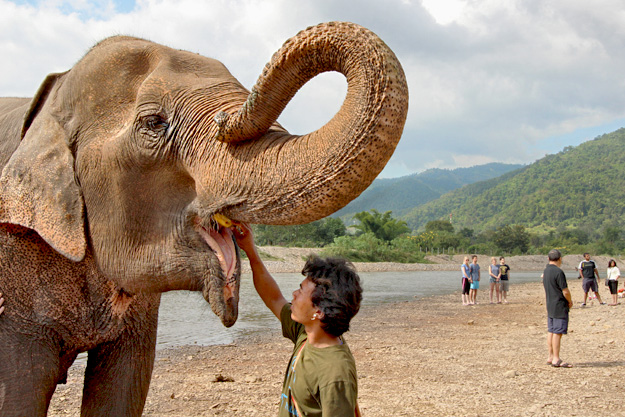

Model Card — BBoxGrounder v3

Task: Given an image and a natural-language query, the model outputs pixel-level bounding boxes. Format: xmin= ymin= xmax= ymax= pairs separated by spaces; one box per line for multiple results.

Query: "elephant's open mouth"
xmin=195 ymin=216 xmax=239 ymax=327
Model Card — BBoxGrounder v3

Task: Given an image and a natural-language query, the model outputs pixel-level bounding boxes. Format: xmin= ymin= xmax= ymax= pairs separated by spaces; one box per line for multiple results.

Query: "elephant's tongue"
xmin=198 ymin=225 xmax=237 ymax=282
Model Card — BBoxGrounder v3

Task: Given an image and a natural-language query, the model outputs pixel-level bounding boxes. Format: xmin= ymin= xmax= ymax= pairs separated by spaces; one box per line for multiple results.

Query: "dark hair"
xmin=548 ymin=249 xmax=562 ymax=261
xmin=301 ymin=255 xmax=363 ymax=337
xmin=583 ymin=252 xmax=590 ymax=257
xmin=609 ymin=259 xmax=617 ymax=267
xmin=499 ymin=256 xmax=505 ymax=261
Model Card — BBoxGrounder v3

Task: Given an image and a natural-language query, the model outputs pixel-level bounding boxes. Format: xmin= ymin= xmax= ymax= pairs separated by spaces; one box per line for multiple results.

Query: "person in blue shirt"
xmin=469 ymin=255 xmax=480 ymax=305
xmin=488 ymin=257 xmax=501 ymax=304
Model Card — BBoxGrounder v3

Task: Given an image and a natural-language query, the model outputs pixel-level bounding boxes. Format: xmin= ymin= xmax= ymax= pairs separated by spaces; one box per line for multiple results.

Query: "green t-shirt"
xmin=279 ymin=303 xmax=358 ymax=417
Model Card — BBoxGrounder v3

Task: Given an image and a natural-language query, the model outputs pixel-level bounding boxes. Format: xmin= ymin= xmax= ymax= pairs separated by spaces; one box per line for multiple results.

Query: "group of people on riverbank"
xmin=460 ymin=255 xmax=511 ymax=305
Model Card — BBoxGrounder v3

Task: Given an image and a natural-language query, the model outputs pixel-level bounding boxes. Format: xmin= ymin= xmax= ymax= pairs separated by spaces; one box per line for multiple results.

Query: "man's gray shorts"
xmin=548 ymin=316 xmax=568 ymax=334
xmin=500 ymin=280 xmax=510 ymax=292
xmin=582 ymin=278 xmax=598 ymax=293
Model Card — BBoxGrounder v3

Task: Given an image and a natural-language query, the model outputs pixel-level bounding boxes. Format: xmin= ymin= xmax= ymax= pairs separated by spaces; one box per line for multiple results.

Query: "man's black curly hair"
xmin=301 ymin=255 xmax=363 ymax=337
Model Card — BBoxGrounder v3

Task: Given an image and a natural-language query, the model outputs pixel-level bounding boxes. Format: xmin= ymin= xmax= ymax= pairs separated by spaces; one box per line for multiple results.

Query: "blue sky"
xmin=2 ymin=0 xmax=625 ymax=178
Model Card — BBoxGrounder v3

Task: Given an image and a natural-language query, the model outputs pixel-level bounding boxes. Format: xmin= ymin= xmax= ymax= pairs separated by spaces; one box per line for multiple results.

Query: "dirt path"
xmin=49 ymin=276 xmax=625 ymax=416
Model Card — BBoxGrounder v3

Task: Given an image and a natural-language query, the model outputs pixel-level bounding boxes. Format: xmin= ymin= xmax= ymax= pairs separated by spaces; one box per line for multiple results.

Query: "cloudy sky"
xmin=2 ymin=0 xmax=624 ymax=178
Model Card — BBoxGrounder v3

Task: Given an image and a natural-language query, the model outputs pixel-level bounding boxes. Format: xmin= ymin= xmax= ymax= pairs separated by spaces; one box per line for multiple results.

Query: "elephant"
xmin=0 ymin=21 xmax=408 ymax=416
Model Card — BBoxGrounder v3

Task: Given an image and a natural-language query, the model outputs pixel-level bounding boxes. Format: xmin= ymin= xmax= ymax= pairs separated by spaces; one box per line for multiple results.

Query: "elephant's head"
xmin=0 ymin=22 xmax=408 ymax=327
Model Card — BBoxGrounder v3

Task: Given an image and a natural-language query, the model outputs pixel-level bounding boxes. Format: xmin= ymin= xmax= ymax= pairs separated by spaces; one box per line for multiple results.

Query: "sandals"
xmin=551 ymin=359 xmax=573 ymax=368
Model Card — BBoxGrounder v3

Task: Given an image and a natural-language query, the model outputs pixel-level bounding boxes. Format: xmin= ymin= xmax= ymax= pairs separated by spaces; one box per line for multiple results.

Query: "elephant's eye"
xmin=140 ymin=114 xmax=170 ymax=136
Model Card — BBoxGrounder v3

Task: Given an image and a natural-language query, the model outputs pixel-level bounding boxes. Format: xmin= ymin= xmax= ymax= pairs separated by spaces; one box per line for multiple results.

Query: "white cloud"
xmin=2 ymin=0 xmax=625 ymax=177
xmin=421 ymin=0 xmax=465 ymax=25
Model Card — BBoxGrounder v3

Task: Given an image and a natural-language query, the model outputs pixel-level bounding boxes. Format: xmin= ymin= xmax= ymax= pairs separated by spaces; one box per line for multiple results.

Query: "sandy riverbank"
xmin=48 ymin=260 xmax=625 ymax=416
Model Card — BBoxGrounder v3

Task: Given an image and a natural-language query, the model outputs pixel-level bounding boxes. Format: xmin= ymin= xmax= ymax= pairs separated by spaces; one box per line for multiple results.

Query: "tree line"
xmin=252 ymin=209 xmax=625 ymax=263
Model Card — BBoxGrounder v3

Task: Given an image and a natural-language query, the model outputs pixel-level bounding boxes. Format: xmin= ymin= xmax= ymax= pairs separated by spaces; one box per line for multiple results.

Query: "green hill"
xmin=332 ymin=162 xmax=523 ymax=220
xmin=403 ymin=128 xmax=625 ymax=234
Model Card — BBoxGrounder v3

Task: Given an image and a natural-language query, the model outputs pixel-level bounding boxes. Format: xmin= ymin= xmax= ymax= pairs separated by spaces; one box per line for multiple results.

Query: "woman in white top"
xmin=606 ymin=259 xmax=620 ymax=306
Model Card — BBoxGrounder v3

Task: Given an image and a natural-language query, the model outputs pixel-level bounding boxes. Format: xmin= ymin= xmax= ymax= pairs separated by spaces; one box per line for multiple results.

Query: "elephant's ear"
xmin=0 ymin=72 xmax=86 ymax=262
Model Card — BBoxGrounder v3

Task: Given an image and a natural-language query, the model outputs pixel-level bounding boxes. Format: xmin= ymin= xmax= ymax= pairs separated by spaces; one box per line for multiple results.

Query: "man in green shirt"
xmin=232 ymin=222 xmax=362 ymax=417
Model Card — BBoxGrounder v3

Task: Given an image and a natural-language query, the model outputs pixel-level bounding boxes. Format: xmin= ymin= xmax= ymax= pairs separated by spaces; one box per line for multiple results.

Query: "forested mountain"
xmin=332 ymin=162 xmax=523 ymax=219
xmin=403 ymin=128 xmax=625 ymax=234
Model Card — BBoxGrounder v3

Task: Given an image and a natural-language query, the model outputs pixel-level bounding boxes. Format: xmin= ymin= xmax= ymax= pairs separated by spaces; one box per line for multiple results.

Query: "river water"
xmin=155 ymin=269 xmax=550 ymax=348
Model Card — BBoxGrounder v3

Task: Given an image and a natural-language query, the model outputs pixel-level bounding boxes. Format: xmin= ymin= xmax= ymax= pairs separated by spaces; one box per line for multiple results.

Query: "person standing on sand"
xmin=543 ymin=249 xmax=574 ymax=368
xmin=461 ymin=256 xmax=471 ymax=306
xmin=606 ymin=259 xmax=620 ymax=306
xmin=578 ymin=252 xmax=605 ymax=306
xmin=488 ymin=257 xmax=501 ymax=304
xmin=0 ymin=293 xmax=4 ymax=315
xmin=499 ymin=257 xmax=511 ymax=303
xmin=232 ymin=222 xmax=362 ymax=417
xmin=469 ymin=255 xmax=480 ymax=305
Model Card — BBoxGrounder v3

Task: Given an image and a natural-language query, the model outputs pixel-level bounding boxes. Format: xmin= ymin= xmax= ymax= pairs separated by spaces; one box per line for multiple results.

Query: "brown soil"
xmin=48 ymin=253 xmax=625 ymax=416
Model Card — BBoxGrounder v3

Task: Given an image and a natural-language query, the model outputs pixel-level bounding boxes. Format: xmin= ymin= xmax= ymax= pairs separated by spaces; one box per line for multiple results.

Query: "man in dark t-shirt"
xmin=578 ymin=252 xmax=604 ymax=306
xmin=499 ymin=257 xmax=511 ymax=303
xmin=543 ymin=249 xmax=573 ymax=368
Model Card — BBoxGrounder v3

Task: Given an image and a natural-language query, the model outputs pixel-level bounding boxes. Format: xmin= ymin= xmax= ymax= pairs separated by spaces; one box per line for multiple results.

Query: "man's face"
xmin=584 ymin=253 xmax=590 ymax=261
xmin=500 ymin=258 xmax=505 ymax=265
xmin=291 ymin=277 xmax=318 ymax=324
xmin=472 ymin=257 xmax=477 ymax=264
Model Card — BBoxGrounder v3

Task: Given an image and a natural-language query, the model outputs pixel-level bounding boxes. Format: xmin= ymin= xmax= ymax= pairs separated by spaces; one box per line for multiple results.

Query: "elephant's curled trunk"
xmin=216 ymin=22 xmax=409 ymax=224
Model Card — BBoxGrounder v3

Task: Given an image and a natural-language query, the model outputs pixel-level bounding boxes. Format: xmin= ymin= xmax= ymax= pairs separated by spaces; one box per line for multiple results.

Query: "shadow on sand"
xmin=573 ymin=361 xmax=625 ymax=368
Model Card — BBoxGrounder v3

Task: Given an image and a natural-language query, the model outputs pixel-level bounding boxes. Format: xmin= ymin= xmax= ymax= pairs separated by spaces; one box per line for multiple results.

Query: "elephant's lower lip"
xmin=194 ymin=220 xmax=237 ymax=281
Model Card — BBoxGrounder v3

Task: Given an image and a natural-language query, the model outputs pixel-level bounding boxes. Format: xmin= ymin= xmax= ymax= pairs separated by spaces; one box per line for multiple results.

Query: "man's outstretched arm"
xmin=232 ymin=223 xmax=288 ymax=319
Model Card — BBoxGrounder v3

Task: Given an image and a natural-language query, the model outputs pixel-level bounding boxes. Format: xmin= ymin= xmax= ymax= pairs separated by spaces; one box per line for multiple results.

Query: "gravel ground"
xmin=48 ymin=252 xmax=625 ymax=416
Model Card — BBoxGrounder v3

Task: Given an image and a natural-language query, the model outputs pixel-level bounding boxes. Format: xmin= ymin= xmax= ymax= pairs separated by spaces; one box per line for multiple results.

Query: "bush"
xmin=253 ymin=217 xmax=346 ymax=247
xmin=322 ymin=233 xmax=426 ymax=263
xmin=467 ymin=242 xmax=498 ymax=255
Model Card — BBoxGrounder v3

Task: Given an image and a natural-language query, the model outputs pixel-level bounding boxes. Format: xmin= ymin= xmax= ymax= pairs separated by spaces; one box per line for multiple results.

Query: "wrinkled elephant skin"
xmin=0 ymin=22 xmax=408 ymax=416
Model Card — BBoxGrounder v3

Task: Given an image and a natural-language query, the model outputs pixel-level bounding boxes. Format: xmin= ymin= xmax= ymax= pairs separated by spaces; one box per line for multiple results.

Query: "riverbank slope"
xmin=255 ymin=246 xmax=623 ymax=273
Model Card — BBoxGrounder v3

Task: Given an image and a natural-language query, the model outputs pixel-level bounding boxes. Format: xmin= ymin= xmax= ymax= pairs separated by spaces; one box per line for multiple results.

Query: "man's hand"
xmin=231 ymin=222 xmax=257 ymax=258
xmin=0 ymin=294 xmax=5 ymax=315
